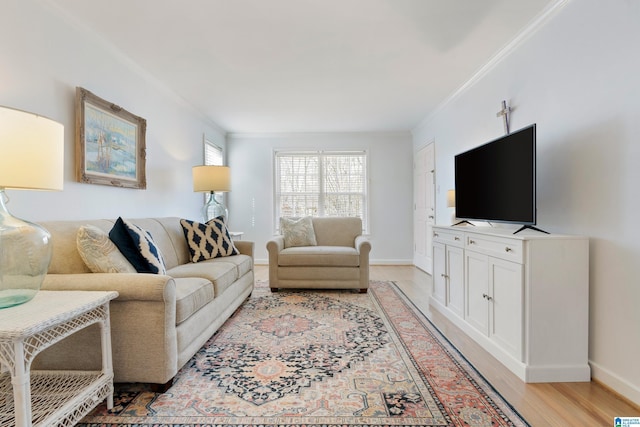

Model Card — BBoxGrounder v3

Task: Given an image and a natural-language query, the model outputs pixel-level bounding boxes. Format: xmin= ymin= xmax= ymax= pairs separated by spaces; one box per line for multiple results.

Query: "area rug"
xmin=79 ymin=280 xmax=529 ymax=426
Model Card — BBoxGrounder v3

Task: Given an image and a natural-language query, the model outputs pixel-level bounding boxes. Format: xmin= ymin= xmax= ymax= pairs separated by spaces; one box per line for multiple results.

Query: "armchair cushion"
xmin=280 ymin=216 xmax=317 ymax=248
xmin=278 ymin=246 xmax=360 ymax=267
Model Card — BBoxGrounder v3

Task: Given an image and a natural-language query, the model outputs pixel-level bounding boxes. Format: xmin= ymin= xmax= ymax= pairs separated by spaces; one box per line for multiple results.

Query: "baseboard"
xmin=370 ymin=259 xmax=414 ymax=265
xmin=590 ymin=361 xmax=640 ymax=407
xmin=525 ymin=364 xmax=591 ymax=383
xmin=253 ymin=259 xmax=414 ymax=266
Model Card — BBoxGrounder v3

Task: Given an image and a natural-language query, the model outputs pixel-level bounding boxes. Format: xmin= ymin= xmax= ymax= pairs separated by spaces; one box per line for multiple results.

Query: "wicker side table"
xmin=0 ymin=290 xmax=118 ymax=427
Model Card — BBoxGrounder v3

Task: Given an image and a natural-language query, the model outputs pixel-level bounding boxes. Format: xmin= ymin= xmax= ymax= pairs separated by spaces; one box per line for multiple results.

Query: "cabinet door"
xmin=432 ymin=241 xmax=447 ymax=305
xmin=465 ymin=250 xmax=489 ymax=335
xmin=446 ymin=245 xmax=465 ymax=318
xmin=489 ymin=257 xmax=524 ymax=361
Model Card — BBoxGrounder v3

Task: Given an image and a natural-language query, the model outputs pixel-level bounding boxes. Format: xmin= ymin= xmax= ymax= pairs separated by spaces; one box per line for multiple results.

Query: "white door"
xmin=413 ymin=143 xmax=435 ymax=273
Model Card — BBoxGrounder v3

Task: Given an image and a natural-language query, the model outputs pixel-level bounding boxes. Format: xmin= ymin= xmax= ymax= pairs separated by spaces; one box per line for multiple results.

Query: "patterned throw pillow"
xmin=109 ymin=217 xmax=166 ymax=274
xmin=280 ymin=216 xmax=317 ymax=248
xmin=180 ymin=217 xmax=239 ymax=262
xmin=77 ymin=225 xmax=137 ymax=273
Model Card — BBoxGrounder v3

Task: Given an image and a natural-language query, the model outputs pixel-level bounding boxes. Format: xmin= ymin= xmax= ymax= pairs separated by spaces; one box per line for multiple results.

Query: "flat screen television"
xmin=454 ymin=124 xmax=540 ymax=232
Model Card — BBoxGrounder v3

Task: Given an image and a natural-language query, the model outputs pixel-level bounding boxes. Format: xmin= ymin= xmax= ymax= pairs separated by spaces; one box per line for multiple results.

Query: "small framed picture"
xmin=75 ymin=87 xmax=146 ymax=189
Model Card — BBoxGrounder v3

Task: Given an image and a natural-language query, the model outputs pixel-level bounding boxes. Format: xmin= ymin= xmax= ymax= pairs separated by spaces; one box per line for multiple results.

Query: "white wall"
xmin=413 ymin=0 xmax=640 ymax=405
xmin=227 ymin=132 xmax=414 ymax=264
xmin=1 ymin=0 xmax=223 ymax=222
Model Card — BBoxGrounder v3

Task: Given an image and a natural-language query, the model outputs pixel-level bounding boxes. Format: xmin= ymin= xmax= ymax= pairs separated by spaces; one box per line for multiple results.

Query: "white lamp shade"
xmin=193 ymin=165 xmax=230 ymax=192
xmin=447 ymin=189 xmax=456 ymax=208
xmin=0 ymin=106 xmax=64 ymax=191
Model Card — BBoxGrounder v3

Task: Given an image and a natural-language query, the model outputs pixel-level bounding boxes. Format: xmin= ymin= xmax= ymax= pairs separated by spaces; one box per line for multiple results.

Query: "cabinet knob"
xmin=429 ymin=215 xmax=435 ymax=219
xmin=454 ymin=236 xmax=460 ymax=241
xmin=505 ymin=247 xmax=512 ymax=252
xmin=482 ymin=293 xmax=493 ymax=301
xmin=434 ymin=232 xmax=439 ymax=237
xmin=469 ymin=239 xmax=476 ymax=244
xmin=441 ymin=274 xmax=449 ymax=279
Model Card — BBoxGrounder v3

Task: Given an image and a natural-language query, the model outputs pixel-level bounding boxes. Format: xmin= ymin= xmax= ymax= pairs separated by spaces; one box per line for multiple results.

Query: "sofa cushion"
xmin=180 ymin=218 xmax=239 ymax=262
xmin=174 ymin=277 xmax=215 ymax=325
xmin=216 ymin=253 xmax=253 ymax=278
xmin=77 ymin=225 xmax=136 ymax=273
xmin=167 ymin=259 xmax=238 ymax=296
xmin=109 ymin=217 xmax=167 ymax=274
xmin=280 ymin=216 xmax=317 ymax=248
xmin=278 ymin=246 xmax=360 ymax=267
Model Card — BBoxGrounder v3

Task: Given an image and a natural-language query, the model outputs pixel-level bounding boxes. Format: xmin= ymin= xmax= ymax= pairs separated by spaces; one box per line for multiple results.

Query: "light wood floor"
xmin=255 ymin=264 xmax=640 ymax=426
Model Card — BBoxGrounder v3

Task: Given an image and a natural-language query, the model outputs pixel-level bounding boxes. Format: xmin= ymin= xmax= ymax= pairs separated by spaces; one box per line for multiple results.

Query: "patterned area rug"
xmin=79 ymin=281 xmax=529 ymax=426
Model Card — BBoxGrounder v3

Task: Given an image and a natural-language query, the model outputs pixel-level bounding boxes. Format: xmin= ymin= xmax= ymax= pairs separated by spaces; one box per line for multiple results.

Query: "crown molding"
xmin=412 ymin=0 xmax=570 ymax=135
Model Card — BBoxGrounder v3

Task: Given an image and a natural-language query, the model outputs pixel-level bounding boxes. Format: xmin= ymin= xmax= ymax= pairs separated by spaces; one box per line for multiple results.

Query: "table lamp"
xmin=447 ymin=189 xmax=456 ymax=224
xmin=192 ymin=165 xmax=230 ymax=223
xmin=0 ymin=106 xmax=64 ymax=308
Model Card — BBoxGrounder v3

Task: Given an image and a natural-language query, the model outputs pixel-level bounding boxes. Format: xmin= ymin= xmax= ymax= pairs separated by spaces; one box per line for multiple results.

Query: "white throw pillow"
xmin=280 ymin=216 xmax=317 ymax=248
xmin=77 ymin=225 xmax=136 ymax=273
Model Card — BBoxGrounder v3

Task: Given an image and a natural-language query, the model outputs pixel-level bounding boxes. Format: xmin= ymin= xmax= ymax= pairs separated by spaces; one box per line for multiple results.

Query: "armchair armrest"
xmin=266 ymin=235 xmax=285 ymax=254
xmin=266 ymin=236 xmax=285 ymax=287
xmin=355 ymin=235 xmax=372 ymax=255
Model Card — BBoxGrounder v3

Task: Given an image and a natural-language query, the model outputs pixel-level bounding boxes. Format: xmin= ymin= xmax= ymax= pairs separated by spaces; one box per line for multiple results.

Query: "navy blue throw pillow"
xmin=180 ymin=217 xmax=239 ymax=262
xmin=109 ymin=217 xmax=166 ymax=274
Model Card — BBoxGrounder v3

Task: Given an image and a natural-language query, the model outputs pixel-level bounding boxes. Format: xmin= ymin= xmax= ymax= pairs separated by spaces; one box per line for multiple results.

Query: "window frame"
xmin=273 ymin=149 xmax=369 ymax=233
xmin=203 ymin=137 xmax=225 ymax=206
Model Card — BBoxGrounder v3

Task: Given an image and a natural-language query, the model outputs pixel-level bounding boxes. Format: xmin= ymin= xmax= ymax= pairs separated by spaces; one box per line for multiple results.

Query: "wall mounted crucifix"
xmin=496 ymin=100 xmax=511 ymax=134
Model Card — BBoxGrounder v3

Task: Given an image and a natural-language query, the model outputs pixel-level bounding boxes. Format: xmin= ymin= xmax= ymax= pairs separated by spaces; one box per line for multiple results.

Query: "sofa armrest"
xmin=42 ymin=273 xmax=176 ymax=303
xmin=235 ymin=240 xmax=254 ymax=258
xmin=39 ymin=272 xmax=178 ymax=384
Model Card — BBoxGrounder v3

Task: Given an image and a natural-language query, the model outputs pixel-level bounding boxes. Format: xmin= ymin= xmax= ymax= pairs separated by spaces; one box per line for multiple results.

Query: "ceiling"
xmin=49 ymin=0 xmax=555 ymax=133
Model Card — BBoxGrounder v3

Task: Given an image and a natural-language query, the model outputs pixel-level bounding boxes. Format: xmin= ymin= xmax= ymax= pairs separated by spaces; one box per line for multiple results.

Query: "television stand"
xmin=514 ymin=225 xmax=549 ymax=235
xmin=452 ymin=220 xmax=475 ymax=227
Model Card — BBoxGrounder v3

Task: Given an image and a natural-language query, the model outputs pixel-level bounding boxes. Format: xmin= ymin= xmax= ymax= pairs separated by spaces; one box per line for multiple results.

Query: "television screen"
xmin=454 ymin=124 xmax=536 ymax=225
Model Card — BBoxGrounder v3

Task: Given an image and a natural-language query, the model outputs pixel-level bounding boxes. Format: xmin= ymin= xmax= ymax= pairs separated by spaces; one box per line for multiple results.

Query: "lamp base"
xmin=0 ymin=190 xmax=52 ymax=309
xmin=203 ymin=192 xmax=228 ymax=223
xmin=0 ymin=289 xmax=36 ymax=309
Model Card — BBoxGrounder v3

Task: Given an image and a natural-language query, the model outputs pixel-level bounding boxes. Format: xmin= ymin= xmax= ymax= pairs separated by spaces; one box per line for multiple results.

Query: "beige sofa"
xmin=33 ymin=217 xmax=254 ymax=388
xmin=266 ymin=217 xmax=371 ymax=292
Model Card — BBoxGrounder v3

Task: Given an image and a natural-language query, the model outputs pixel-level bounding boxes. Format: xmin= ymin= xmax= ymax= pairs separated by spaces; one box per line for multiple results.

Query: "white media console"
xmin=431 ymin=225 xmax=590 ymax=383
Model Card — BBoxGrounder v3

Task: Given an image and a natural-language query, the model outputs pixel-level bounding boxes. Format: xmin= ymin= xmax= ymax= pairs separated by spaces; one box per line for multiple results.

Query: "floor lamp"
xmin=0 ymin=106 xmax=64 ymax=308
xmin=193 ymin=165 xmax=230 ymax=223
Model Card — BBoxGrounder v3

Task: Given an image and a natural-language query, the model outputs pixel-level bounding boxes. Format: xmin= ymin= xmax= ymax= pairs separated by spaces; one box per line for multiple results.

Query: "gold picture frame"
xmin=75 ymin=87 xmax=147 ymax=189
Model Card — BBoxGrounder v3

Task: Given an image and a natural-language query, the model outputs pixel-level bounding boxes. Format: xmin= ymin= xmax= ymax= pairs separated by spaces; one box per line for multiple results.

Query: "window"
xmin=274 ymin=150 xmax=368 ymax=232
xmin=204 ymin=139 xmax=224 ymax=205
xmin=204 ymin=139 xmax=223 ymax=166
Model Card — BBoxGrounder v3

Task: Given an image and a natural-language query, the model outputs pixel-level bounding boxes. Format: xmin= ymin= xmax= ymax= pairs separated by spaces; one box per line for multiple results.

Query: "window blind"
xmin=274 ymin=150 xmax=368 ymax=232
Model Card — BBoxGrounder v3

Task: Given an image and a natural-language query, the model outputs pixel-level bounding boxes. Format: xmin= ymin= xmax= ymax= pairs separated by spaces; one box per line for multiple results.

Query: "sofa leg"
xmin=150 ymin=378 xmax=173 ymax=393
xmin=360 ymin=288 xmax=368 ymax=293
xmin=270 ymin=287 xmax=278 ymax=292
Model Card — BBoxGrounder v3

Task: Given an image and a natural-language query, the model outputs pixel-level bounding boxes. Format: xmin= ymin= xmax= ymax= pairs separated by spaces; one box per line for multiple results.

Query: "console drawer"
xmin=433 ymin=228 xmax=465 ymax=248
xmin=465 ymin=233 xmax=524 ymax=263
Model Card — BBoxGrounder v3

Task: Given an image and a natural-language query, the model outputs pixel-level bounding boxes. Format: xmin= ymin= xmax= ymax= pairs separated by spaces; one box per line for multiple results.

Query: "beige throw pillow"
xmin=280 ymin=216 xmax=317 ymax=248
xmin=77 ymin=225 xmax=136 ymax=273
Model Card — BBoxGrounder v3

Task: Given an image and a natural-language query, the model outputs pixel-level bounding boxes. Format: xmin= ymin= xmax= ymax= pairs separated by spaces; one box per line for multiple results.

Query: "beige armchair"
xmin=266 ymin=217 xmax=371 ymax=292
